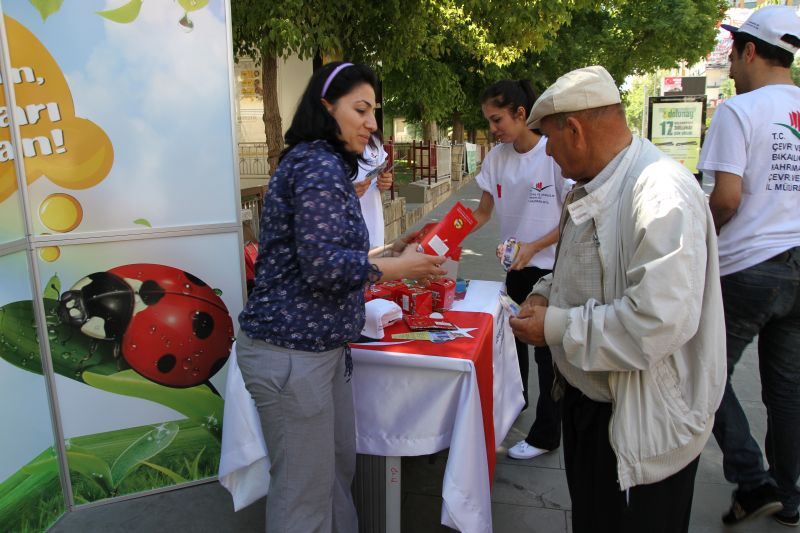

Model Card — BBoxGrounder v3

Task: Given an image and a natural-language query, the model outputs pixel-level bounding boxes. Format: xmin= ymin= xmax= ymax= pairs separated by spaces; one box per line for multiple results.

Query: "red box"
xmin=364 ymin=284 xmax=394 ymax=302
xmin=428 ymin=278 xmax=456 ymax=311
xmin=395 ymin=285 xmax=434 ymax=315
xmin=418 ymin=202 xmax=477 ymax=258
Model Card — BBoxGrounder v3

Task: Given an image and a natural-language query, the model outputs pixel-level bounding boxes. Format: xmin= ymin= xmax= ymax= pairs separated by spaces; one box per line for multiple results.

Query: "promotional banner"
xmin=0 ymin=1 xmax=244 ymax=528
xmin=648 ymin=96 xmax=706 ymax=175
xmin=1 ymin=1 xmax=238 ymax=242
xmin=0 ymin=251 xmax=65 ymax=532
xmin=464 ymin=142 xmax=477 ymax=173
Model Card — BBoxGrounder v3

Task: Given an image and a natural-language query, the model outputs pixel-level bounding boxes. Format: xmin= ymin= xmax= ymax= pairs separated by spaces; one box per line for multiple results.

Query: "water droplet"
xmin=182 ymin=357 xmax=193 ymax=370
xmin=149 ymin=325 xmax=157 ymax=335
xmin=39 ymin=246 xmax=61 ymax=262
xmin=129 ymin=343 xmax=137 ymax=351
xmin=191 ymin=368 xmax=200 ymax=377
xmin=164 ymin=340 xmax=171 ymax=348
xmin=39 ymin=193 xmax=83 ymax=233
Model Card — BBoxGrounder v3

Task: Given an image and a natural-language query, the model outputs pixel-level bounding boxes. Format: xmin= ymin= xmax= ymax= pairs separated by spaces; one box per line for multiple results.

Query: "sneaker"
xmin=774 ymin=511 xmax=800 ymax=527
xmin=507 ymin=440 xmax=549 ymax=460
xmin=722 ymin=483 xmax=783 ymax=525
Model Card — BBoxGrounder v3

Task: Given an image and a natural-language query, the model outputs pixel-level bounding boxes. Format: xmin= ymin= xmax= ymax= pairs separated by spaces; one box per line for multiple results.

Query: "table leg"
xmin=386 ymin=456 xmax=401 ymax=533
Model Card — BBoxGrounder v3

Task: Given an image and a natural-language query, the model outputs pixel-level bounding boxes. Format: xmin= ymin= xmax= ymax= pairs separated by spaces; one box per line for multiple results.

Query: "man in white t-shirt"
xmin=697 ymin=6 xmax=800 ymax=527
xmin=354 ymin=135 xmax=392 ymax=248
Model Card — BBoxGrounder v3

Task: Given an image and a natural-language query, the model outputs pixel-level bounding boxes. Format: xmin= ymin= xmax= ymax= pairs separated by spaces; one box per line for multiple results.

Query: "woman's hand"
xmin=377 ymin=171 xmax=393 ymax=191
xmin=395 ymin=246 xmax=447 ymax=282
xmin=509 ymin=241 xmax=540 ymax=270
xmin=353 ymin=178 xmax=371 ymax=198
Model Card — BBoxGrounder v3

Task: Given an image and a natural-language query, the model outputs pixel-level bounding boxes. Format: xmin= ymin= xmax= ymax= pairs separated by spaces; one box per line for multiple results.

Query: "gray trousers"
xmin=236 ymin=333 xmax=358 ymax=533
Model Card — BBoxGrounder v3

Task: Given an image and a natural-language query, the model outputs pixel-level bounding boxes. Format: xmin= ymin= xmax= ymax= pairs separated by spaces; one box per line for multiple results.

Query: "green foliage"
xmin=720 ymin=78 xmax=736 ymax=99
xmin=622 ymin=72 xmax=661 ymax=136
xmin=29 ymin=0 xmax=63 ymax=21
xmin=96 ymin=0 xmax=143 ymax=24
xmin=792 ymin=56 xmax=800 ymax=87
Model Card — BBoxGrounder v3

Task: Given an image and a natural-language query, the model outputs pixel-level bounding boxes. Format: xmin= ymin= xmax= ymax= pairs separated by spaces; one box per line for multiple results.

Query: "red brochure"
xmin=418 ymin=202 xmax=477 ymax=258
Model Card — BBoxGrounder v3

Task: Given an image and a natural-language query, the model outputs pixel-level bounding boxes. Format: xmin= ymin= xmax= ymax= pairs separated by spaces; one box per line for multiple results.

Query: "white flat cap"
xmin=527 ymin=66 xmax=621 ymax=130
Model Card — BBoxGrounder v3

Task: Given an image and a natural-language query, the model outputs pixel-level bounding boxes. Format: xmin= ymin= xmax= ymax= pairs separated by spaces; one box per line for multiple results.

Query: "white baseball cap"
xmin=721 ymin=6 xmax=800 ymax=54
xmin=527 ymin=66 xmax=621 ymax=130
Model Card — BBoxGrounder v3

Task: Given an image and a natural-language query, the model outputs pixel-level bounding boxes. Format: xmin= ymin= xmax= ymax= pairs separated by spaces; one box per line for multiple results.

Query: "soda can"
xmin=500 ymin=238 xmax=520 ymax=271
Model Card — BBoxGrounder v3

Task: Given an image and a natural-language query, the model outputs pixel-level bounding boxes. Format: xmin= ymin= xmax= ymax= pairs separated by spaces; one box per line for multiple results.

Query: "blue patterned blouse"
xmin=238 ymin=140 xmax=378 ymax=352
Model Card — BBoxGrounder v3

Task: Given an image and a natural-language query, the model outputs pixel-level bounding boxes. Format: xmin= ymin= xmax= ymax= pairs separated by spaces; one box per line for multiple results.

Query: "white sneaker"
xmin=507 ymin=440 xmax=549 ymax=460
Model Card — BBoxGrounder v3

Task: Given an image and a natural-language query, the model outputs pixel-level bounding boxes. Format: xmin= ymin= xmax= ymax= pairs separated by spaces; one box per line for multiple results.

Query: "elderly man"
xmin=510 ymin=66 xmax=726 ymax=533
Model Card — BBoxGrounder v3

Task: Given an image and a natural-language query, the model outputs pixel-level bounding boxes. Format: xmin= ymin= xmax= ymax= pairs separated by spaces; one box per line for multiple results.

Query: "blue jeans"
xmin=713 ymin=247 xmax=800 ymax=514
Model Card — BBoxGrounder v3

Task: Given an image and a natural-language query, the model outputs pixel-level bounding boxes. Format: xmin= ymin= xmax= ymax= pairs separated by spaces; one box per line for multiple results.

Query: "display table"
xmin=219 ymin=280 xmax=524 ymax=533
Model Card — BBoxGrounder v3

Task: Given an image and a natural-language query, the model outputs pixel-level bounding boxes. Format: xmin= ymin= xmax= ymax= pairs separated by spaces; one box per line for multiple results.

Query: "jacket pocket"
xmin=654 ymin=358 xmax=691 ymax=418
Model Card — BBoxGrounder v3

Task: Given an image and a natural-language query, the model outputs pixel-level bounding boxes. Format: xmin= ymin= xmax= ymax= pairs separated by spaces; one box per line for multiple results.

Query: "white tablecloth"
xmin=219 ymin=280 xmax=524 ymax=533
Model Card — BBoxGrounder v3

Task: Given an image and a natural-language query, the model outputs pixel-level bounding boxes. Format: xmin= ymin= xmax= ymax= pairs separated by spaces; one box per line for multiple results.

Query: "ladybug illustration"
xmin=58 ymin=263 xmax=233 ymax=388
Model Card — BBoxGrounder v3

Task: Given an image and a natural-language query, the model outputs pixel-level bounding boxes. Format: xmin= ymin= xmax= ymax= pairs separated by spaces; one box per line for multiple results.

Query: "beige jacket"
xmin=533 ymin=137 xmax=726 ymax=490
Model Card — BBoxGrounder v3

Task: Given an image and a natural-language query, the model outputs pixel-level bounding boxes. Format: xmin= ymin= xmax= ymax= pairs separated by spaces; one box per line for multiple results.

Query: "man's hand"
xmin=509 ymin=305 xmax=548 ymax=346
xmin=353 ymin=178 xmax=372 ymax=198
xmin=519 ymin=293 xmax=548 ymax=316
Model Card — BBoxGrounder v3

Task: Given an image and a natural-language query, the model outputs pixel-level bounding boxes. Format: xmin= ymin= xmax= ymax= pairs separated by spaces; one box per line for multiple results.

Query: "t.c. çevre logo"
xmin=532 ymin=181 xmax=553 ymax=192
xmin=453 ymin=218 xmax=464 ymax=229
xmin=775 ymin=111 xmax=800 ymax=140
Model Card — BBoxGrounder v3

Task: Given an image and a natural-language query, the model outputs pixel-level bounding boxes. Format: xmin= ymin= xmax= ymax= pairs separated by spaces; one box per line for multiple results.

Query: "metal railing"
xmin=238 ymin=142 xmax=269 ymax=178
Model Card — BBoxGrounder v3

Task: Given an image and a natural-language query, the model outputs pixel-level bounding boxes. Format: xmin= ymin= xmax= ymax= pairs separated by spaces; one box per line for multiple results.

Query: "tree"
xmin=231 ymin=1 xmax=357 ymax=172
xmin=622 ymin=72 xmax=662 ymax=137
xmin=451 ymin=0 xmax=727 ymax=136
xmin=383 ymin=1 xmax=599 ymax=140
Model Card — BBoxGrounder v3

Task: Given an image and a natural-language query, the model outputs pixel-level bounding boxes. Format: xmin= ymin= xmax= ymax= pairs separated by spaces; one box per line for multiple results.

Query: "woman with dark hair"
xmin=237 ymin=61 xmax=445 ymax=533
xmin=470 ymin=79 xmax=572 ymax=461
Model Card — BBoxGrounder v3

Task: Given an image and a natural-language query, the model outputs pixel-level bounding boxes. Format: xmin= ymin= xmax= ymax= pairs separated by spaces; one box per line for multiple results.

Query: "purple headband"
xmin=321 ymin=62 xmax=353 ymax=98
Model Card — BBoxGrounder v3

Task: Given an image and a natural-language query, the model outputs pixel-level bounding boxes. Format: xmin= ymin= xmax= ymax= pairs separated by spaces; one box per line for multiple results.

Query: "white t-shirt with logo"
xmin=354 ymin=141 xmax=388 ymax=248
xmin=698 ymin=84 xmax=800 ymax=276
xmin=475 ymin=139 xmax=571 ymax=269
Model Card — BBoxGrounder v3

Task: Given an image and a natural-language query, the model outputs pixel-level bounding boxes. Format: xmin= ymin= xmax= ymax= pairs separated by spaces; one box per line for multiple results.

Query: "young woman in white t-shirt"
xmin=353 ymin=132 xmax=393 ymax=248
xmin=472 ymin=79 xmax=571 ymax=460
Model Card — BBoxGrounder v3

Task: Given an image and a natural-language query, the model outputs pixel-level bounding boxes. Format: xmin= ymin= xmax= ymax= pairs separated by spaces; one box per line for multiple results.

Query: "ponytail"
xmin=481 ymin=79 xmax=538 ymax=118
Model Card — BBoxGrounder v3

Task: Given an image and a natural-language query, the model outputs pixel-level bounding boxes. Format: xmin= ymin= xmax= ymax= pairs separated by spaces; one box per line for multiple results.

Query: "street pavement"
xmin=51 ymin=178 xmax=787 ymax=533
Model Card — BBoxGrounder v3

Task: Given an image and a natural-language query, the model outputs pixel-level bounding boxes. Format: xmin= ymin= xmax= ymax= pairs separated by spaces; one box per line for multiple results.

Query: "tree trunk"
xmin=262 ymin=54 xmax=283 ymax=176
xmin=422 ymin=121 xmax=438 ymax=142
xmin=468 ymin=129 xmax=477 ymax=144
xmin=451 ymin=112 xmax=464 ymax=143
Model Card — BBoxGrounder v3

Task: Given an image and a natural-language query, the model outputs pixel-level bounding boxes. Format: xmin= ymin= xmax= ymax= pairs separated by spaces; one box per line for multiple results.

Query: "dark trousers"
xmin=563 ymin=384 xmax=700 ymax=533
xmin=713 ymin=247 xmax=800 ymax=514
xmin=506 ymin=266 xmax=561 ymax=450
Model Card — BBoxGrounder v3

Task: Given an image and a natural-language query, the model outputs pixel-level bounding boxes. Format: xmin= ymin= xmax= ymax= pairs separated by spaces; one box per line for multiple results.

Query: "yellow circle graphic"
xmin=453 ymin=218 xmax=463 ymax=230
xmin=39 ymin=193 xmax=83 ymax=233
xmin=39 ymin=246 xmax=61 ymax=262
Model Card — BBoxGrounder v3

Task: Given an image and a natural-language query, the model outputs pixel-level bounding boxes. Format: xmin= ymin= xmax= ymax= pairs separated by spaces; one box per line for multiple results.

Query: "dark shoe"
xmin=774 ymin=511 xmax=800 ymax=527
xmin=722 ymin=484 xmax=783 ymax=525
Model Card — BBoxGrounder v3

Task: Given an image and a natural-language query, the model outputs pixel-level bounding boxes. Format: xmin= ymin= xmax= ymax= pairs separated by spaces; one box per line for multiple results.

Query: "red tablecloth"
xmin=351 ymin=310 xmax=496 ymax=481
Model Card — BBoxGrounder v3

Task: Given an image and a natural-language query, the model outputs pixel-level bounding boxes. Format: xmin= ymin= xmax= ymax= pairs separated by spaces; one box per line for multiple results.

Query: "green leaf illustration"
xmin=82 ymin=370 xmax=224 ymax=429
xmin=212 ymin=288 xmax=223 ymax=296
xmin=110 ymin=422 xmax=179 ymax=488
xmin=97 ymin=0 xmax=143 ymax=24
xmin=43 ymin=274 xmax=61 ymax=300
xmin=140 ymin=460 xmax=187 ymax=484
xmin=133 ymin=218 xmax=152 ymax=228
xmin=178 ymin=0 xmax=209 ymax=12
xmin=775 ymin=123 xmax=800 ymax=141
xmin=21 ymin=447 xmax=112 ymax=494
xmin=29 ymin=0 xmax=64 ymax=21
